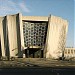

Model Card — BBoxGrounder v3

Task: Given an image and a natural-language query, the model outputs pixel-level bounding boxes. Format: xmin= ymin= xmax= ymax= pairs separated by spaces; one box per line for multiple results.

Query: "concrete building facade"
xmin=0 ymin=13 xmax=68 ymax=59
xmin=64 ymin=48 xmax=75 ymax=58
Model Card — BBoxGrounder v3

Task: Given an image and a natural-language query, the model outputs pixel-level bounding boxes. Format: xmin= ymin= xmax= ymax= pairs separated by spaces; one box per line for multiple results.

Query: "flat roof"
xmin=22 ymin=16 xmax=48 ymax=21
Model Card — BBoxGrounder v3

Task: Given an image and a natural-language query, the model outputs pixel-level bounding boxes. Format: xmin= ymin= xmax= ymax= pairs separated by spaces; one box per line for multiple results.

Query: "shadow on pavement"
xmin=0 ymin=67 xmax=75 ymax=75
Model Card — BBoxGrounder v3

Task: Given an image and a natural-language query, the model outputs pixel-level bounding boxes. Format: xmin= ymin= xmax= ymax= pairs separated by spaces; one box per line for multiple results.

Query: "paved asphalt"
xmin=0 ymin=67 xmax=75 ymax=75
xmin=0 ymin=58 xmax=75 ymax=75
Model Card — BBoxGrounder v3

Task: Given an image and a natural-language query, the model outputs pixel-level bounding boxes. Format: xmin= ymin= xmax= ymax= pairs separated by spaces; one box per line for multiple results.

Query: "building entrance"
xmin=24 ymin=48 xmax=43 ymax=58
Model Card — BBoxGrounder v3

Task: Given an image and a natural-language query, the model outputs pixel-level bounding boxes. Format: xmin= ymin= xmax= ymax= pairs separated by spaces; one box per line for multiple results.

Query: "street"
xmin=0 ymin=58 xmax=75 ymax=75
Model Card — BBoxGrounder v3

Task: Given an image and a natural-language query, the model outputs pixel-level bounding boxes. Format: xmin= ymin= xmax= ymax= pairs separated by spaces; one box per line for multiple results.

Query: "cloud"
xmin=0 ymin=0 xmax=30 ymax=16
xmin=0 ymin=6 xmax=14 ymax=12
xmin=18 ymin=1 xmax=30 ymax=13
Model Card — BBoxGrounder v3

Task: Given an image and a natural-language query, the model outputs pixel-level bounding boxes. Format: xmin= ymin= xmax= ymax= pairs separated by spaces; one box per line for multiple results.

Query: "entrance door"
xmin=24 ymin=48 xmax=43 ymax=58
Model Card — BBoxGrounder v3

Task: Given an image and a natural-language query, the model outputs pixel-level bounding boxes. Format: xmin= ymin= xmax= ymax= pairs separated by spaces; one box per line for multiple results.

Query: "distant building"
xmin=64 ymin=48 xmax=75 ymax=58
xmin=0 ymin=13 xmax=68 ymax=59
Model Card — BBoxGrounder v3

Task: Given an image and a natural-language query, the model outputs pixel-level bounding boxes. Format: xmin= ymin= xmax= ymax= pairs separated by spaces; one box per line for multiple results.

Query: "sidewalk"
xmin=0 ymin=58 xmax=75 ymax=68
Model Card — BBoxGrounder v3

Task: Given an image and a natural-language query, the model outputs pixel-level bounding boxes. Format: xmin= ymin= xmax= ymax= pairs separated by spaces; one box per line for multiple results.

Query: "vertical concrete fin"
xmin=16 ymin=13 xmax=23 ymax=57
xmin=19 ymin=13 xmax=24 ymax=51
xmin=7 ymin=14 xmax=18 ymax=57
xmin=0 ymin=17 xmax=6 ymax=57
xmin=6 ymin=13 xmax=23 ymax=58
xmin=44 ymin=15 xmax=68 ymax=59
xmin=44 ymin=15 xmax=51 ymax=58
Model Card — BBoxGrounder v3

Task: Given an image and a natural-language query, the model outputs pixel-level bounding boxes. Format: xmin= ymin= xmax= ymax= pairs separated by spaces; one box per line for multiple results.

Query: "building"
xmin=64 ymin=48 xmax=75 ymax=58
xmin=0 ymin=13 xmax=68 ymax=59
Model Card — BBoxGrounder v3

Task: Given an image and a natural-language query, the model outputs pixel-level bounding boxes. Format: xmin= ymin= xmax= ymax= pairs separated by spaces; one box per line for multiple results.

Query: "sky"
xmin=0 ymin=0 xmax=74 ymax=47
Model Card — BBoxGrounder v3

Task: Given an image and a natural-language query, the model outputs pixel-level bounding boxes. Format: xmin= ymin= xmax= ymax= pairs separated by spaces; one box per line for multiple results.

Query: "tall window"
xmin=68 ymin=50 xmax=70 ymax=54
xmin=71 ymin=50 xmax=73 ymax=54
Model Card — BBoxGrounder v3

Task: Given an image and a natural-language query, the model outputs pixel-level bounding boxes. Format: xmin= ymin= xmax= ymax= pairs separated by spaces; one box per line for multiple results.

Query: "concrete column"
xmin=19 ymin=13 xmax=24 ymax=56
xmin=44 ymin=15 xmax=68 ymax=59
xmin=0 ymin=17 xmax=6 ymax=57
xmin=7 ymin=15 xmax=18 ymax=57
xmin=6 ymin=13 xmax=23 ymax=58
xmin=0 ymin=18 xmax=1 ymax=56
xmin=16 ymin=13 xmax=23 ymax=57
xmin=7 ymin=14 xmax=22 ymax=57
